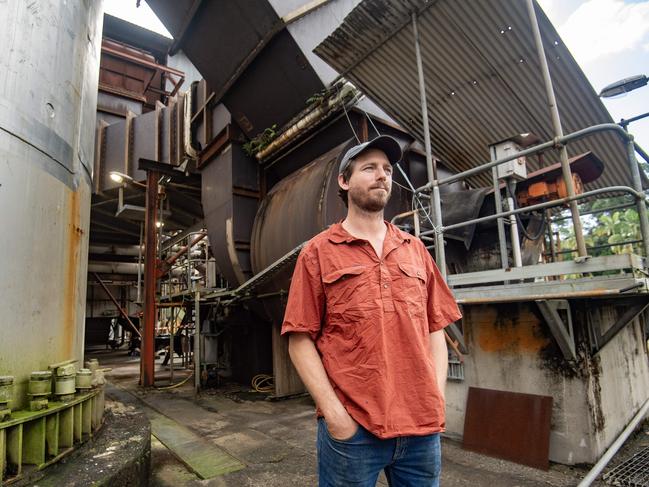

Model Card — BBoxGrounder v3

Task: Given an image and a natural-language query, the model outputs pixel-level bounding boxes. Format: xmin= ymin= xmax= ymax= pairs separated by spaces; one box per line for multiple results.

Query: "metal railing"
xmin=411 ymin=123 xmax=649 ymax=281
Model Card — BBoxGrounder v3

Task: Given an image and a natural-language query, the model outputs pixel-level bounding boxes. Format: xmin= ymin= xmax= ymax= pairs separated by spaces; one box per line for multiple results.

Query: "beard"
xmin=348 ymin=184 xmax=391 ymax=212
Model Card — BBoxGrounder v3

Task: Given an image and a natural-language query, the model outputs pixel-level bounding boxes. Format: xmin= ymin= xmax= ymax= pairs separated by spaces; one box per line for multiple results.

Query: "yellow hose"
xmin=251 ymin=374 xmax=274 ymax=393
xmin=154 ymin=372 xmax=194 ymax=390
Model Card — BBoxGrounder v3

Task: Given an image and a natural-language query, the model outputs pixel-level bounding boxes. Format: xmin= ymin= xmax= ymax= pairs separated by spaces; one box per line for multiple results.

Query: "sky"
xmin=105 ymin=0 xmax=649 ymax=150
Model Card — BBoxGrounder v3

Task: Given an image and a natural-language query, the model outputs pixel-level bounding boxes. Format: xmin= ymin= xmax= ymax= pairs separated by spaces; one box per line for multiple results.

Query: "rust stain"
xmin=63 ymin=189 xmax=82 ymax=359
xmin=473 ymin=305 xmax=550 ymax=353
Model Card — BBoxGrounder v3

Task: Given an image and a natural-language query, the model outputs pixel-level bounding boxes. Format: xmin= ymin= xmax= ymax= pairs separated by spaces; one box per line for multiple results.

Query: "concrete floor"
xmin=89 ymin=347 xmax=645 ymax=486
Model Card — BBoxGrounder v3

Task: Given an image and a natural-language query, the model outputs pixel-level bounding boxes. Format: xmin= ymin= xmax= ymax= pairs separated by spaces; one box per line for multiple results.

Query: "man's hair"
xmin=337 ymin=159 xmax=355 ymax=208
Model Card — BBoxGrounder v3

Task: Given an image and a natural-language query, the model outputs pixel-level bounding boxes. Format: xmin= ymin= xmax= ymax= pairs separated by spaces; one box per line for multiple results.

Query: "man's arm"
xmin=429 ymin=330 xmax=448 ymax=399
xmin=288 ymin=332 xmax=358 ymax=439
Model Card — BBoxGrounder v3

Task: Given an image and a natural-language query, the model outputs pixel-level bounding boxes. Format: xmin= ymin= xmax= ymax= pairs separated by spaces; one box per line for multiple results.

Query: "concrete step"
xmin=106 ymin=384 xmax=245 ymax=481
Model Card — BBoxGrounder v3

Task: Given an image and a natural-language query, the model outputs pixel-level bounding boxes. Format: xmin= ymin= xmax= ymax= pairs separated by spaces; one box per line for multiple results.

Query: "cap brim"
xmin=362 ymin=135 xmax=402 ymax=165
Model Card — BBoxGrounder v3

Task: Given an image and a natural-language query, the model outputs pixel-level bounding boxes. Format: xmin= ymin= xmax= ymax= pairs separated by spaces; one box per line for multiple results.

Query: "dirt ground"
xmin=90 ymin=346 xmax=648 ymax=487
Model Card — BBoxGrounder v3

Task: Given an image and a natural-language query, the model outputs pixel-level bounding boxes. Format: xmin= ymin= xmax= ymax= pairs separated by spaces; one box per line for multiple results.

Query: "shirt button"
xmin=383 ymin=283 xmax=388 ymax=289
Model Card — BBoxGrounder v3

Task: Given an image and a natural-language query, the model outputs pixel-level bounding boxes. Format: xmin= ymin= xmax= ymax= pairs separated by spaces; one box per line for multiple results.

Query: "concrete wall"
xmin=445 ymin=301 xmax=649 ymax=465
xmin=591 ymin=312 xmax=649 ymax=459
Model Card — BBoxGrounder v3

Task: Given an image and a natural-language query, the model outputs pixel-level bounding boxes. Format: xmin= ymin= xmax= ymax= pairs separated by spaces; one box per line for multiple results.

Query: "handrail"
xmin=415 ymin=123 xmax=632 ymax=192
xmin=421 ymin=186 xmax=641 ymax=236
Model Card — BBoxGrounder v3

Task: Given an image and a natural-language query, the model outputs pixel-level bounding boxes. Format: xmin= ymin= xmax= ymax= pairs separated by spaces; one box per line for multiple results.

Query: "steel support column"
xmin=625 ymin=138 xmax=649 ymax=258
xmin=412 ymin=12 xmax=446 ymax=276
xmin=491 ymin=147 xmax=509 ymax=269
xmin=432 ymin=184 xmax=447 ymax=278
xmin=411 ymin=12 xmax=434 ymax=184
xmin=141 ymin=170 xmax=159 ymax=387
xmin=526 ymin=0 xmax=588 ymax=259
xmin=194 ymin=290 xmax=201 ymax=395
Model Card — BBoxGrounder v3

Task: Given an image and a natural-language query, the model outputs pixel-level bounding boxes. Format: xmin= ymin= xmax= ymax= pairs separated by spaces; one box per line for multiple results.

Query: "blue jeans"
xmin=317 ymin=418 xmax=441 ymax=487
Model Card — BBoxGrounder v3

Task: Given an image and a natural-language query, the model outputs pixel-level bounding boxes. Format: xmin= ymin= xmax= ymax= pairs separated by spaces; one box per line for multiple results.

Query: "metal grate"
xmin=447 ymin=359 xmax=464 ymax=381
xmin=604 ymin=446 xmax=649 ymax=487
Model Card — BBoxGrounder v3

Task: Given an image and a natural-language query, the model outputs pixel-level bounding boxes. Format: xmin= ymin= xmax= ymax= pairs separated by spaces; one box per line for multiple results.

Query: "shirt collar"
xmin=327 ymin=221 xmax=411 ymax=245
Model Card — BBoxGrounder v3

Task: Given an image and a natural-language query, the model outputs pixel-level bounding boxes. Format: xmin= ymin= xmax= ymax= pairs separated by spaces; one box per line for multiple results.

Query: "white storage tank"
xmin=0 ymin=1 xmax=104 ymax=408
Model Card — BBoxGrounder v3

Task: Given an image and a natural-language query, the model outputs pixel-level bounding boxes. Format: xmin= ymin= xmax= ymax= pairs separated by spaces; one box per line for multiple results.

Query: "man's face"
xmin=339 ymin=148 xmax=393 ymax=212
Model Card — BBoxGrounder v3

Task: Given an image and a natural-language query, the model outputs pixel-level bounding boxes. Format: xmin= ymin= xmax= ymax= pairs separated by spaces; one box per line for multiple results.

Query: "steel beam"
xmin=625 ymin=138 xmax=649 ymax=258
xmin=536 ymin=299 xmax=576 ymax=360
xmin=598 ymin=300 xmax=649 ymax=351
xmin=92 ymin=273 xmax=141 ymax=338
xmin=141 ymin=169 xmax=158 ymax=387
xmin=526 ymin=0 xmax=587 ymax=258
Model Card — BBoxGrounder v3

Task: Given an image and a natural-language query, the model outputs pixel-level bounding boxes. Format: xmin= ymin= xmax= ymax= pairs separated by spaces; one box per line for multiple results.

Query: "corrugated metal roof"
xmin=314 ymin=0 xmax=631 ymax=190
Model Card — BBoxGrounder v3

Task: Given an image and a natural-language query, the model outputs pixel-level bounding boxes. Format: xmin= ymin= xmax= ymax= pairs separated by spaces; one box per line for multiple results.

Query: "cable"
xmin=338 ymin=83 xmax=361 ymax=143
xmin=365 ymin=110 xmax=381 ymax=136
xmin=251 ymin=374 xmax=275 ymax=393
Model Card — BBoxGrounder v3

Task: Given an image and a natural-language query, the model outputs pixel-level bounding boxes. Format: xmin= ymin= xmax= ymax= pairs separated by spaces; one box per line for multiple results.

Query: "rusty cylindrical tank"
xmin=0 ymin=1 xmax=103 ymax=408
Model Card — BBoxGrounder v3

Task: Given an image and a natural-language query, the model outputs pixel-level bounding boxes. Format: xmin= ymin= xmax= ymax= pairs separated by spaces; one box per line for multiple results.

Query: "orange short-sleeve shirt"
xmin=281 ymin=222 xmax=462 ymax=439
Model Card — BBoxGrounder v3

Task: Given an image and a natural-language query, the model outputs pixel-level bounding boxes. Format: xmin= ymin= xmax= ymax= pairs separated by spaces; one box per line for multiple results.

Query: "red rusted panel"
xmin=463 ymin=387 xmax=553 ymax=470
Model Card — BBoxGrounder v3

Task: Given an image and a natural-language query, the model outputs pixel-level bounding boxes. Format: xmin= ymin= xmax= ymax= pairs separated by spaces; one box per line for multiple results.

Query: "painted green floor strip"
xmin=148 ymin=410 xmax=245 ymax=479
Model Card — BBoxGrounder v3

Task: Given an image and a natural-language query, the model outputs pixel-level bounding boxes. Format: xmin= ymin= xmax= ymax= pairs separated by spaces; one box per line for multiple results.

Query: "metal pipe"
xmin=416 ymin=123 xmax=631 ymax=192
xmin=422 ymin=186 xmax=640 ymax=236
xmin=390 ymin=209 xmax=419 ymax=224
xmin=491 ymin=148 xmax=509 ymax=269
xmin=553 ymin=201 xmax=637 ymax=221
xmin=528 ymin=0 xmax=587 ymax=257
xmin=255 ymin=83 xmax=358 ymax=161
xmin=432 ymin=184 xmax=446 ymax=278
xmin=142 ymin=170 xmax=159 ymax=387
xmin=506 ymin=195 xmax=523 ymax=267
xmin=194 ymin=290 xmax=200 ymax=395
xmin=577 ymin=397 xmax=649 ymax=487
xmin=544 ymin=239 xmax=643 ymax=256
xmin=169 ymin=308 xmax=175 ymax=384
xmin=411 ymin=12 xmax=434 ymax=184
xmin=634 ymin=141 xmax=649 ymax=166
xmin=163 ymin=233 xmax=207 ymax=273
xmin=89 ymin=244 xmax=141 ymax=256
xmin=625 ymin=138 xmax=649 ymax=257
xmin=137 ymin=222 xmax=143 ymax=303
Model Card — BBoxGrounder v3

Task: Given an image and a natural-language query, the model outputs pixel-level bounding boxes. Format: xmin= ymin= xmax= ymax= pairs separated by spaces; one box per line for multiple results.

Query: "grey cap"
xmin=338 ymin=135 xmax=402 ymax=174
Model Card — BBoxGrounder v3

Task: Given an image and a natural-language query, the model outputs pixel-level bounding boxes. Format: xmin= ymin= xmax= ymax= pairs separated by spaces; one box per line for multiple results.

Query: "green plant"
xmin=242 ymin=124 xmax=279 ymax=156
xmin=306 ymin=89 xmax=328 ymax=107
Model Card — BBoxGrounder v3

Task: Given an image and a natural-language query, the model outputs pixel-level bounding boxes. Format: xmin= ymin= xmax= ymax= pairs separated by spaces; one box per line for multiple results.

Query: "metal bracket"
xmin=596 ymin=300 xmax=649 ymax=352
xmin=536 ymin=299 xmax=576 ymax=360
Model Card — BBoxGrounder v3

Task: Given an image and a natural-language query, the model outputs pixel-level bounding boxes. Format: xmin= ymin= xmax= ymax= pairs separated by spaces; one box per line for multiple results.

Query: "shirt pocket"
xmin=396 ymin=262 xmax=427 ymax=320
xmin=322 ymin=265 xmax=367 ymax=317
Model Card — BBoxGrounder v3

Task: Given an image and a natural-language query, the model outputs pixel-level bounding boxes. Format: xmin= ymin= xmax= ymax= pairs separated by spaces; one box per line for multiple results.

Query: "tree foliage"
xmin=554 ymin=196 xmax=641 ymax=259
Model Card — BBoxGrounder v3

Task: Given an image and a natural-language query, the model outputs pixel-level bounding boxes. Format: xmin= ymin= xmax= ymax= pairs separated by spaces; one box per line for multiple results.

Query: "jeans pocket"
xmin=320 ymin=417 xmax=363 ymax=444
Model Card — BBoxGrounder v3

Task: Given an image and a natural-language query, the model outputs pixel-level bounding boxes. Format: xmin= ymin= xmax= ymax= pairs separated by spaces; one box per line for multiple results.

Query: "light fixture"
xmin=599 ymin=74 xmax=648 ymax=98
xmin=109 ymin=171 xmax=146 ymax=189
xmin=109 ymin=171 xmax=131 ymax=184
xmin=155 ymin=221 xmax=164 ymax=228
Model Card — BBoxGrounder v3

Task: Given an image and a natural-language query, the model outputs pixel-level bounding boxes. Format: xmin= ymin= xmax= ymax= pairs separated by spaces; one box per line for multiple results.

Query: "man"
xmin=281 ymin=135 xmax=461 ymax=486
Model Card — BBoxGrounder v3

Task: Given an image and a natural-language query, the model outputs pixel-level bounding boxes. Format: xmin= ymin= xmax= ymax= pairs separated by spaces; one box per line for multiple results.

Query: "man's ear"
xmin=338 ymin=173 xmax=349 ymax=191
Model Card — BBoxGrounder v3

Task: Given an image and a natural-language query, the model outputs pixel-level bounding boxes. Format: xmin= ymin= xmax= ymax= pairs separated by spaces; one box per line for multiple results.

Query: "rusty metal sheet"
xmin=463 ymin=387 xmax=553 ymax=470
